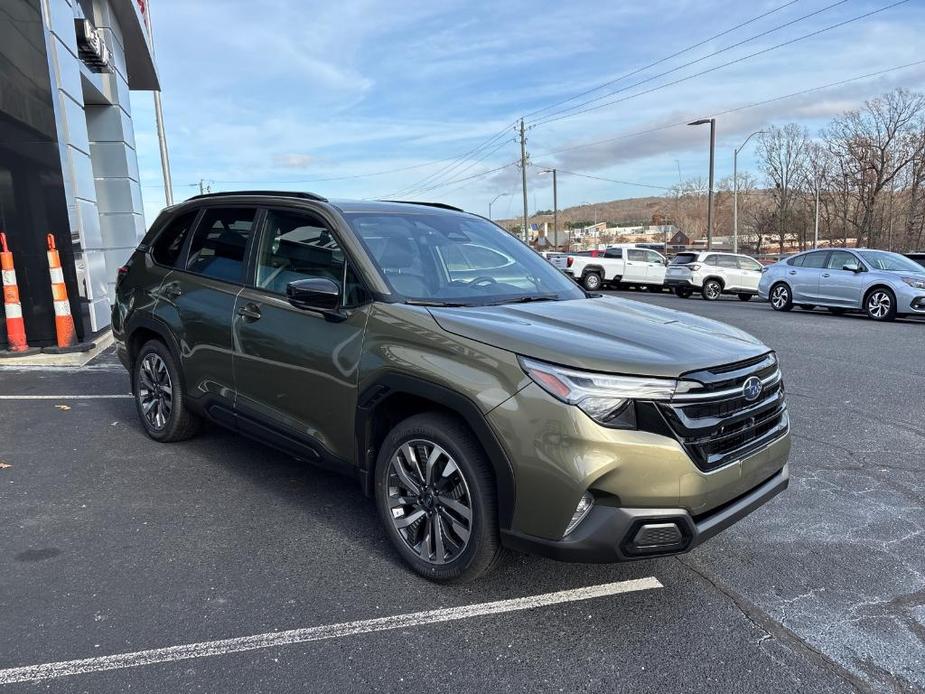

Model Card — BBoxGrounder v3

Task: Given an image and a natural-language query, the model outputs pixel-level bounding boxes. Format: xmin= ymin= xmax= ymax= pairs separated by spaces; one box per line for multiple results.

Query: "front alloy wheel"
xmin=386 ymin=440 xmax=473 ymax=565
xmin=866 ymin=288 xmax=897 ymax=321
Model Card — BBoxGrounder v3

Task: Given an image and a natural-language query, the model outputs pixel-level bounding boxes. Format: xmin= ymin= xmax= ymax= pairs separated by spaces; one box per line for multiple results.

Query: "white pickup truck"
xmin=565 ymin=246 xmax=668 ymax=291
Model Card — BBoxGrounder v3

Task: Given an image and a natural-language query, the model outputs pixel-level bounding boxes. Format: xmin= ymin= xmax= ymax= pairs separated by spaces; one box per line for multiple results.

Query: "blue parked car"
xmin=758 ymin=248 xmax=925 ymax=322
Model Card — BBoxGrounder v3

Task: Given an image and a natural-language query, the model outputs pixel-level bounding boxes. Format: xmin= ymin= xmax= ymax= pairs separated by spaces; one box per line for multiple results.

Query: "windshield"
xmin=344 ymin=211 xmax=585 ymax=305
xmin=670 ymin=253 xmax=699 ymax=265
xmin=858 ymin=250 xmax=925 ymax=274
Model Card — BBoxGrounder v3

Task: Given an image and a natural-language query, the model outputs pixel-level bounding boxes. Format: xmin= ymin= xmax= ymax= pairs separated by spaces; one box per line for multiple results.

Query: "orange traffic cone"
xmin=46 ymin=234 xmax=78 ymax=349
xmin=0 ymin=232 xmax=31 ymax=353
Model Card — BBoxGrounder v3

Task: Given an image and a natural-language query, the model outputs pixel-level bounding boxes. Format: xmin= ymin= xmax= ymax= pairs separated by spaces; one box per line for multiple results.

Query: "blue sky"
xmin=131 ymin=0 xmax=925 ymax=223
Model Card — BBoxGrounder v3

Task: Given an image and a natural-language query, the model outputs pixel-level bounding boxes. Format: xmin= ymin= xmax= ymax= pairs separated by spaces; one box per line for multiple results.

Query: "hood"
xmin=428 ymin=296 xmax=768 ymax=378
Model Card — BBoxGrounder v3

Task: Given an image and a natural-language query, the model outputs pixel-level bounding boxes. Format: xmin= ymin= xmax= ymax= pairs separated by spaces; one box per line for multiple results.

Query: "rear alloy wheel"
xmin=133 ymin=340 xmax=200 ymax=442
xmin=737 ymin=293 xmax=752 ymax=302
xmin=865 ymin=288 xmax=897 ymax=322
xmin=582 ymin=272 xmax=602 ymax=291
xmin=701 ymin=279 xmax=723 ymax=301
xmin=674 ymin=287 xmax=693 ymax=299
xmin=769 ymin=283 xmax=793 ymax=311
xmin=375 ymin=413 xmax=501 ymax=583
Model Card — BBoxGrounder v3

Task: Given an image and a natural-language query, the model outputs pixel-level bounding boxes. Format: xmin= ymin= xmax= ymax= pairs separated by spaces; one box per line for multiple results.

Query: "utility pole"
xmin=143 ymin=1 xmax=174 ymax=205
xmin=551 ymin=168 xmax=558 ymax=250
xmin=813 ymin=178 xmax=820 ymax=249
xmin=519 ymin=119 xmax=529 ymax=243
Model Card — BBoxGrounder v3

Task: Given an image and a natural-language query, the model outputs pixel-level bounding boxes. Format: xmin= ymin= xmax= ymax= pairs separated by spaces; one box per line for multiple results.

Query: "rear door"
xmin=232 ymin=205 xmax=371 ymax=464
xmin=789 ymin=250 xmax=829 ymax=302
xmin=819 ymin=250 xmax=865 ymax=307
xmin=155 ymin=206 xmax=257 ymax=411
xmin=623 ymin=249 xmax=648 ymax=283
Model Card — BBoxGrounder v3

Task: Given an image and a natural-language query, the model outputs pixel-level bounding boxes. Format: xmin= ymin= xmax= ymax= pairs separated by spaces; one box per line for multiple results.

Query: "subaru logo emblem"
xmin=742 ymin=376 xmax=763 ymax=402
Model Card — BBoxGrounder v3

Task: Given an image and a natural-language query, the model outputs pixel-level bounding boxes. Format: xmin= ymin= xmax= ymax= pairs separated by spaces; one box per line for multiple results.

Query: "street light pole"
xmin=488 ymin=192 xmax=508 ymax=221
xmin=143 ymin=0 xmax=174 ymax=206
xmin=733 ymin=129 xmax=765 ymax=254
xmin=688 ymin=118 xmax=716 ymax=250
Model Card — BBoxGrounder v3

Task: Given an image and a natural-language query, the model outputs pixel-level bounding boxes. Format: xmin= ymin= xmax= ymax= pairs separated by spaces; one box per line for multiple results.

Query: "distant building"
xmin=1 ymin=0 xmax=157 ymax=350
xmin=668 ymin=230 xmax=690 ymax=249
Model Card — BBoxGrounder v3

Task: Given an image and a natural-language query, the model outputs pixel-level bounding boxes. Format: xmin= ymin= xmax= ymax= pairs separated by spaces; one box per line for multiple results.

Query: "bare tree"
xmin=758 ymin=123 xmax=811 ymax=252
xmin=822 ymin=88 xmax=925 ymax=247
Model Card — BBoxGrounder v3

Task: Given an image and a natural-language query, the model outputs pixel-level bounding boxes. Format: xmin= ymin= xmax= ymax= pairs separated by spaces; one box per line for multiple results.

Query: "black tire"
xmin=828 ymin=307 xmax=846 ymax=316
xmin=701 ymin=279 xmax=723 ymax=301
xmin=737 ymin=293 xmax=752 ymax=302
xmin=864 ymin=287 xmax=897 ymax=322
xmin=674 ymin=287 xmax=693 ymax=299
xmin=582 ymin=272 xmax=603 ymax=291
xmin=769 ymin=283 xmax=793 ymax=312
xmin=799 ymin=304 xmax=816 ymax=311
xmin=132 ymin=339 xmax=200 ymax=442
xmin=375 ymin=413 xmax=502 ymax=583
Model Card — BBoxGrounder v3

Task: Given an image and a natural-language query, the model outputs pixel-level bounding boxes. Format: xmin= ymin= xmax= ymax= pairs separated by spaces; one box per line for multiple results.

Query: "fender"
xmin=355 ymin=372 xmax=517 ymax=530
xmin=580 ymin=264 xmax=605 ymax=278
xmin=123 ymin=313 xmax=183 ymax=371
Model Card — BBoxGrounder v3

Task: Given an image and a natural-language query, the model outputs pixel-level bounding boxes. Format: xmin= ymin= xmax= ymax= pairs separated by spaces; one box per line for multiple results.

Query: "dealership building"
xmin=0 ymin=0 xmax=157 ymax=350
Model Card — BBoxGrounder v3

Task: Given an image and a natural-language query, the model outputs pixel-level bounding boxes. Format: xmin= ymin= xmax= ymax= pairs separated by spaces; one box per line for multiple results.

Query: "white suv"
xmin=665 ymin=251 xmax=764 ymax=301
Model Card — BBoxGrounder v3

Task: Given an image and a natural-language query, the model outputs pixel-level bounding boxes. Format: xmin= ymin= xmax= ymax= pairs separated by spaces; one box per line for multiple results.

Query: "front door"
xmin=155 ymin=206 xmax=257 ymax=408
xmin=819 ymin=250 xmax=865 ymax=307
xmin=735 ymin=255 xmax=764 ymax=293
xmin=623 ymin=249 xmax=648 ymax=283
xmin=643 ymin=250 xmax=667 ymax=285
xmin=232 ymin=206 xmax=371 ymax=464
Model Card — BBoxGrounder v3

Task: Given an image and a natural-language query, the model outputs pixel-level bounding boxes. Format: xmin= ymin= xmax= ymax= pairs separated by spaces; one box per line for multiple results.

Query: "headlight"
xmin=902 ymin=276 xmax=925 ymax=289
xmin=519 ymin=357 xmax=677 ymax=427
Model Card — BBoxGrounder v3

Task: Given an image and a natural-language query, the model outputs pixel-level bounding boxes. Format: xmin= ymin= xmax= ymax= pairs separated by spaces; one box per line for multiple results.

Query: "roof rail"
xmin=187 ymin=190 xmax=328 ymax=202
xmin=379 ymin=200 xmax=464 ymax=212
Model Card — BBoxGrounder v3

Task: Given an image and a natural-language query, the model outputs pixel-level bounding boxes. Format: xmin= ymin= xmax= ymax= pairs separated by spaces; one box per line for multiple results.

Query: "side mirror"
xmin=842 ymin=262 xmax=862 ymax=273
xmin=287 ymin=277 xmax=341 ymax=313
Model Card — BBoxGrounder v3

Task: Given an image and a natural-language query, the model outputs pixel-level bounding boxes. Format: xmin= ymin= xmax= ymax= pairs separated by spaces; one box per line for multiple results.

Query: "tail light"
xmin=688 ymin=263 xmax=701 ymax=271
xmin=566 ymin=256 xmax=574 ymax=268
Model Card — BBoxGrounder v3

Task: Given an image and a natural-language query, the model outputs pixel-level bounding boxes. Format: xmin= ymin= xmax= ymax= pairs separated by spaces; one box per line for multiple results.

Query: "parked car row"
xmin=549 ymin=245 xmax=925 ymax=322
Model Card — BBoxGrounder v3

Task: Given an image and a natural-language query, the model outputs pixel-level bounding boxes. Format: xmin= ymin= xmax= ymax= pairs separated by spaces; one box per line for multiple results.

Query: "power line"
xmin=531 ymin=59 xmax=925 ymax=159
xmin=527 ymin=163 xmax=670 ymax=191
xmin=395 ymin=137 xmax=516 ymax=197
xmin=530 ymin=0 xmax=909 ymax=127
xmin=521 ymin=0 xmax=803 ymax=122
xmin=398 ymin=161 xmax=520 ymax=197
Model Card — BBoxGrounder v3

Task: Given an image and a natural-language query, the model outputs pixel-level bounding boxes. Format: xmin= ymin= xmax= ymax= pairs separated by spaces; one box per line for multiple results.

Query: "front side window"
xmin=737 ymin=256 xmax=763 ymax=271
xmin=344 ymin=212 xmax=584 ymax=305
xmin=255 ymin=209 xmax=344 ymax=292
xmin=858 ymin=250 xmax=924 ymax=273
xmin=186 ymin=208 xmax=256 ymax=283
xmin=645 ymin=251 xmax=664 ymax=264
xmin=151 ymin=210 xmax=198 ymax=267
xmin=826 ymin=250 xmax=857 ymax=270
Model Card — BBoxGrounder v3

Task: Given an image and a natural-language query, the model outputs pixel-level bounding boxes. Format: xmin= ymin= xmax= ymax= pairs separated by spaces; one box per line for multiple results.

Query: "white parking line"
xmin=0 ymin=577 xmax=661 ymax=684
xmin=0 ymin=394 xmax=132 ymax=400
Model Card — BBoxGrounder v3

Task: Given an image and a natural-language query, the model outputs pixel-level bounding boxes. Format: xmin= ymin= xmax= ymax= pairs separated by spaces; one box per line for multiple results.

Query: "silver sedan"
xmin=758 ymin=248 xmax=925 ymax=321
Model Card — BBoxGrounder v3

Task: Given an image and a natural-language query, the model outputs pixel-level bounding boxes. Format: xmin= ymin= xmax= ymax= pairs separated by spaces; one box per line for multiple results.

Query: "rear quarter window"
xmin=151 ymin=210 xmax=199 ymax=267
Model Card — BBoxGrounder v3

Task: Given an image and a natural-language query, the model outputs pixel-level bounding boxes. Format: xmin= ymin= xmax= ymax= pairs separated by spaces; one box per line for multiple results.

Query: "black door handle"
xmin=237 ymin=303 xmax=261 ymax=321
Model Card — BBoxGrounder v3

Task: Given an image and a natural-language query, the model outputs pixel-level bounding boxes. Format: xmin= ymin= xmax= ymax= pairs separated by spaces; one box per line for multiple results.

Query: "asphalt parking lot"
xmin=1 ymin=293 xmax=923 ymax=693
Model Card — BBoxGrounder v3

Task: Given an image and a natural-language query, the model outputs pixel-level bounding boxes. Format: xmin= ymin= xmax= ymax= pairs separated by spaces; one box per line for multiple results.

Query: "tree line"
xmin=663 ymin=88 xmax=925 ymax=254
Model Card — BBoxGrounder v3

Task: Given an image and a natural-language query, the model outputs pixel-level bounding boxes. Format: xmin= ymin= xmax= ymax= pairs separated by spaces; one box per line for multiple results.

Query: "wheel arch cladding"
xmin=355 ymin=373 xmax=517 ymax=530
xmin=126 ymin=315 xmax=182 ymax=370
xmin=703 ymin=275 xmax=725 ymax=289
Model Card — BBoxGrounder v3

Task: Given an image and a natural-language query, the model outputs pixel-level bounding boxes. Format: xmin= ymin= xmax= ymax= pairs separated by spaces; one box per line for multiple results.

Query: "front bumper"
xmin=489 ymin=382 xmax=791 ymax=561
xmin=502 ymin=465 xmax=788 ymax=562
xmin=897 ymin=284 xmax=925 ymax=313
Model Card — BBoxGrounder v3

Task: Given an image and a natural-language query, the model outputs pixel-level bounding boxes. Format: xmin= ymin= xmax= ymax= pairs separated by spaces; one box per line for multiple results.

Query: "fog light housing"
xmin=632 ymin=522 xmax=683 ymax=549
xmin=564 ymin=493 xmax=594 ymax=536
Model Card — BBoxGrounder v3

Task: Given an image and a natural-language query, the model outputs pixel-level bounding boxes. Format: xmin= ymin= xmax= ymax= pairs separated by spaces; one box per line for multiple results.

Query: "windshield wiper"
xmin=483 ymin=293 xmax=560 ymax=306
xmin=404 ymin=299 xmax=473 ymax=307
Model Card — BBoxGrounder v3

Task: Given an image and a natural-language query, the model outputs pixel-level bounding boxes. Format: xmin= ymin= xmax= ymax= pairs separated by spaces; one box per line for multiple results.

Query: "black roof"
xmin=182 ymin=191 xmax=467 ymax=215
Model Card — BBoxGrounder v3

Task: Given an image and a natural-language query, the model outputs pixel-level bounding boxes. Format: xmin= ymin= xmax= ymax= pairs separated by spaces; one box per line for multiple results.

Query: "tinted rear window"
xmin=670 ymin=253 xmax=698 ymax=265
xmin=151 ymin=210 xmax=198 ymax=267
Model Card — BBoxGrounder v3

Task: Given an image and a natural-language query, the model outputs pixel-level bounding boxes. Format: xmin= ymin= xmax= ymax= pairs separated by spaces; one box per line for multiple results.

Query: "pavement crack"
xmin=676 ymin=556 xmax=868 ymax=693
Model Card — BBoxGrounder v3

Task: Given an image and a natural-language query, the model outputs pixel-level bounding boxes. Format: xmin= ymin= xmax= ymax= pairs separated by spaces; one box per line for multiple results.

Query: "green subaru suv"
xmin=113 ymin=191 xmax=790 ymax=582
